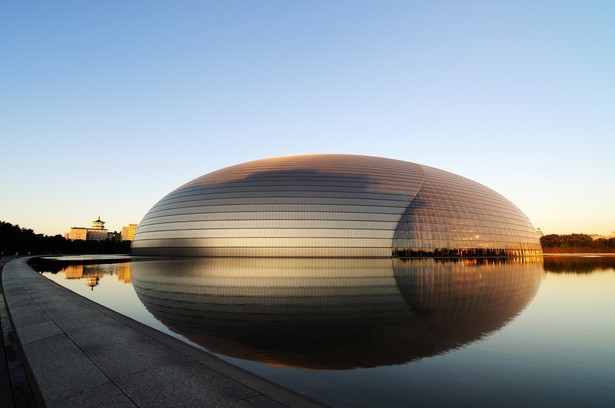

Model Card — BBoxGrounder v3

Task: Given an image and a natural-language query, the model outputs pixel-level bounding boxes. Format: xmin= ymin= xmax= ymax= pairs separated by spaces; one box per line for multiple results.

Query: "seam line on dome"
xmin=390 ymin=164 xmax=427 ymax=251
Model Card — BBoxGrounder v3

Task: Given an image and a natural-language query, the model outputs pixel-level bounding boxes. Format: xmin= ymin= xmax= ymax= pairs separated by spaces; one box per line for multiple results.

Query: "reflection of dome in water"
xmin=393 ymin=258 xmax=543 ymax=354
xmin=132 ymin=154 xmax=542 ymax=258
xmin=131 ymin=258 xmax=543 ymax=369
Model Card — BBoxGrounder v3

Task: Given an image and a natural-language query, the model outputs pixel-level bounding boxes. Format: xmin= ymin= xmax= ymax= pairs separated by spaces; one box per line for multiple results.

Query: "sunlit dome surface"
xmin=132 ymin=154 xmax=542 ymax=257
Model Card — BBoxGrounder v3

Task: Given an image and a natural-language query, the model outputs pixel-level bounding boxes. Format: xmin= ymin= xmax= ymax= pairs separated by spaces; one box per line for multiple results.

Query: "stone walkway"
xmin=1 ymin=257 xmax=325 ymax=408
xmin=0 ymin=256 xmax=37 ymax=408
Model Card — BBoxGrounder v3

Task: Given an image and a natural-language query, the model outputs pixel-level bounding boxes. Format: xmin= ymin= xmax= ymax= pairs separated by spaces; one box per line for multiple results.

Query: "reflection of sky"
xmin=471 ymin=269 xmax=615 ymax=407
xmin=525 ymin=270 xmax=615 ymax=339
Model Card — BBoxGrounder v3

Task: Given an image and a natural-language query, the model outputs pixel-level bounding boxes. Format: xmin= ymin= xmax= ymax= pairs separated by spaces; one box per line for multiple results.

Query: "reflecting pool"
xmin=34 ymin=256 xmax=615 ymax=407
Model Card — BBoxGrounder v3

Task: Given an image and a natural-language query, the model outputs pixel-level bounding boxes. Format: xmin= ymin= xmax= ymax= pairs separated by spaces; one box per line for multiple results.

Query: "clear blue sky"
xmin=1 ymin=1 xmax=614 ymax=236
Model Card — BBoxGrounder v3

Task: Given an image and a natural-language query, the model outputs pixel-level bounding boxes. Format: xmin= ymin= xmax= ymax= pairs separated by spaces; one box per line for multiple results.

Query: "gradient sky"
xmin=1 ymin=1 xmax=614 ymax=237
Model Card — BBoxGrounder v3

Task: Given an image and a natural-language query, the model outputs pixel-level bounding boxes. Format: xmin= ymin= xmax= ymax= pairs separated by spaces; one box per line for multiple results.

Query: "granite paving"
xmin=1 ymin=257 xmax=325 ymax=408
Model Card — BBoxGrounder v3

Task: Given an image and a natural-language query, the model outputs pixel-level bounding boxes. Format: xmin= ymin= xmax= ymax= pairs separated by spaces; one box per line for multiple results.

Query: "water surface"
xmin=35 ymin=255 xmax=615 ymax=407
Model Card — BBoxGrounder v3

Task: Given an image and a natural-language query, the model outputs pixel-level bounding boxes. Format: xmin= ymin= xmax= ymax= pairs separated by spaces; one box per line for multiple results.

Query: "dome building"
xmin=131 ymin=154 xmax=542 ymax=258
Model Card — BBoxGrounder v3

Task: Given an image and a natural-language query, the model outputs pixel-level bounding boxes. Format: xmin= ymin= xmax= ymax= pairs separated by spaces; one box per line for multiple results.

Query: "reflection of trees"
xmin=29 ymin=257 xmax=128 ymax=274
xmin=30 ymin=258 xmax=132 ymax=287
xmin=543 ymin=256 xmax=615 ymax=274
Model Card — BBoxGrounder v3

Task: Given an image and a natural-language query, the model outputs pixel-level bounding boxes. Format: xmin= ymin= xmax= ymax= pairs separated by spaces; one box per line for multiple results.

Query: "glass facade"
xmin=132 ymin=154 xmax=542 ymax=258
xmin=392 ymin=166 xmax=543 ymax=257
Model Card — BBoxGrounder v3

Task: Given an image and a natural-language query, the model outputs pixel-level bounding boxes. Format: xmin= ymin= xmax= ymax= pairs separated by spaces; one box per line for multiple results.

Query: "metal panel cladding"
xmin=131 ymin=154 xmax=542 ymax=257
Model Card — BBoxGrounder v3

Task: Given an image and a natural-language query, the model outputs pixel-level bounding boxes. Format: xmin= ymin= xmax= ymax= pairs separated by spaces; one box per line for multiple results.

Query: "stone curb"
xmin=2 ymin=258 xmax=324 ymax=408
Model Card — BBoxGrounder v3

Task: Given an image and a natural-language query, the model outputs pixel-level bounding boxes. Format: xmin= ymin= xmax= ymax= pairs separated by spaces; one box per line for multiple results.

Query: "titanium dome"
xmin=132 ymin=154 xmax=542 ymax=257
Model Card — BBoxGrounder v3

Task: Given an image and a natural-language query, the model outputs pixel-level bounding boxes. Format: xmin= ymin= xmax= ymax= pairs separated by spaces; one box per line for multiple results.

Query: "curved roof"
xmin=132 ymin=154 xmax=541 ymax=257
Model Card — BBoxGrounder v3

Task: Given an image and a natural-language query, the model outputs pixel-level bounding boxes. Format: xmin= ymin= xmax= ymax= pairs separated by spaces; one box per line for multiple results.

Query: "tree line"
xmin=3 ymin=220 xmax=613 ymax=256
xmin=541 ymin=233 xmax=615 ymax=253
xmin=0 ymin=221 xmax=131 ymax=255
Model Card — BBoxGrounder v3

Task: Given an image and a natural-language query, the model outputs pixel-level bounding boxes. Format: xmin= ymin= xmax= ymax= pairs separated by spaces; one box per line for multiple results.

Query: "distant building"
xmin=590 ymin=231 xmax=615 ymax=240
xmin=536 ymin=228 xmax=544 ymax=238
xmin=64 ymin=217 xmax=110 ymax=241
xmin=121 ymin=224 xmax=138 ymax=241
xmin=65 ymin=227 xmax=88 ymax=241
xmin=91 ymin=217 xmax=105 ymax=230
xmin=87 ymin=217 xmax=108 ymax=241
xmin=63 ymin=264 xmax=84 ymax=279
xmin=107 ymin=231 xmax=121 ymax=242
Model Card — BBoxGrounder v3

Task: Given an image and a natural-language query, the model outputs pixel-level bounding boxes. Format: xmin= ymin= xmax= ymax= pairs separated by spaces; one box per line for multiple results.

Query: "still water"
xmin=35 ymin=256 xmax=615 ymax=407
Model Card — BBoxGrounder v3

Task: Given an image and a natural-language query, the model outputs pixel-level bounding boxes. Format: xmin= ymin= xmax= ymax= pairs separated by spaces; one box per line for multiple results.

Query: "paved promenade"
xmin=1 ymin=257 xmax=324 ymax=408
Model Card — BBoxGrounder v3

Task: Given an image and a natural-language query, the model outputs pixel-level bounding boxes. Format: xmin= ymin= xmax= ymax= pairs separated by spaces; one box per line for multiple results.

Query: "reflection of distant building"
xmin=86 ymin=275 xmax=100 ymax=290
xmin=65 ymin=217 xmax=109 ymax=241
xmin=117 ymin=262 xmax=132 ymax=283
xmin=121 ymin=224 xmax=138 ymax=241
xmin=59 ymin=261 xmax=132 ymax=289
xmin=63 ymin=264 xmax=84 ymax=279
xmin=59 ymin=264 xmax=105 ymax=290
